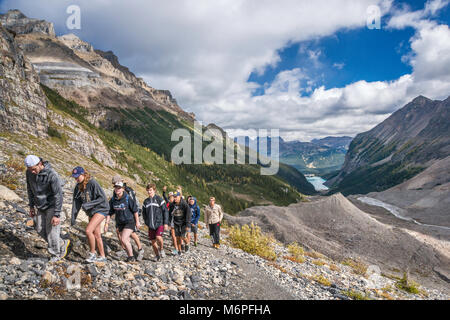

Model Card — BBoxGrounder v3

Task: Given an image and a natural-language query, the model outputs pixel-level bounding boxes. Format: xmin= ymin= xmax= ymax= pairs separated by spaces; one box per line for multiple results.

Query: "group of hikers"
xmin=24 ymin=155 xmax=224 ymax=263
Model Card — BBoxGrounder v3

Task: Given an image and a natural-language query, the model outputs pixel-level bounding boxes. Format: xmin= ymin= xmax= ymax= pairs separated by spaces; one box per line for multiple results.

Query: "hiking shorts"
xmin=117 ymin=221 xmax=136 ymax=232
xmin=148 ymin=225 xmax=164 ymax=240
xmin=174 ymin=224 xmax=189 ymax=238
xmin=190 ymin=224 xmax=198 ymax=234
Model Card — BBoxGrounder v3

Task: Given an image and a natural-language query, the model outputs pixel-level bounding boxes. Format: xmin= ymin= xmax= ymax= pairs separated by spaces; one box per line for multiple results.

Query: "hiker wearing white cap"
xmin=110 ymin=175 xmax=144 ymax=261
xmin=25 ymin=155 xmax=71 ymax=262
xmin=105 ymin=180 xmax=140 ymax=262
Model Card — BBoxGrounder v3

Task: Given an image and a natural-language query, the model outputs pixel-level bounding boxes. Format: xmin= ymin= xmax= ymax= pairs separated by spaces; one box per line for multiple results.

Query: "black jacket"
xmin=142 ymin=195 xmax=168 ymax=230
xmin=71 ymin=178 xmax=109 ymax=225
xmin=26 ymin=161 xmax=63 ymax=216
xmin=169 ymin=199 xmax=191 ymax=227
xmin=109 ymin=192 xmax=138 ymax=225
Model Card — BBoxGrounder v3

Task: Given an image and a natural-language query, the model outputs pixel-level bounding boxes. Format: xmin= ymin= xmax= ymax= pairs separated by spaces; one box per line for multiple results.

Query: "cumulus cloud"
xmin=1 ymin=0 xmax=449 ymax=141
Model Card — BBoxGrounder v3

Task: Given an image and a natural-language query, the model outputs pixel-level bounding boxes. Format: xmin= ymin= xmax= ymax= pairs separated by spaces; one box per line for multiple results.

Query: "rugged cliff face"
xmin=327 ymin=95 xmax=450 ymax=195
xmin=0 ymin=9 xmax=193 ymax=129
xmin=0 ymin=25 xmax=47 ymax=137
xmin=0 ymin=9 xmax=55 ymax=36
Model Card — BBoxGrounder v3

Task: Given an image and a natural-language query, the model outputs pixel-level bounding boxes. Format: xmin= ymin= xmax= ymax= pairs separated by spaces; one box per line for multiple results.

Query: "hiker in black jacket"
xmin=169 ymin=191 xmax=191 ymax=255
xmin=163 ymin=186 xmax=178 ymax=254
xmin=111 ymin=175 xmax=144 ymax=261
xmin=105 ymin=180 xmax=140 ymax=262
xmin=142 ymin=183 xmax=168 ymax=261
xmin=71 ymin=166 xmax=109 ymax=263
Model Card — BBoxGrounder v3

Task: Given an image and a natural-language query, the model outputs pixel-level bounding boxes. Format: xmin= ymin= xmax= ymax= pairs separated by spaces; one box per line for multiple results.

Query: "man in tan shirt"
xmin=204 ymin=197 xmax=224 ymax=248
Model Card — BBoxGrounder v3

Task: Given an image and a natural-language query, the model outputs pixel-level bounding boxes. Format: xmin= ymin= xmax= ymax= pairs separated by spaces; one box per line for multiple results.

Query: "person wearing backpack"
xmin=163 ymin=186 xmax=178 ymax=254
xmin=142 ymin=183 xmax=169 ymax=261
xmin=187 ymin=196 xmax=200 ymax=247
xmin=169 ymin=191 xmax=191 ymax=254
xmin=111 ymin=176 xmax=144 ymax=261
xmin=104 ymin=180 xmax=140 ymax=262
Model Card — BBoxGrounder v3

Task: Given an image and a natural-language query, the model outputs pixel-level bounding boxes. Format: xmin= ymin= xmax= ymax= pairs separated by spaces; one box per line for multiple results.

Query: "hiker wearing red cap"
xmin=71 ymin=167 xmax=109 ymax=263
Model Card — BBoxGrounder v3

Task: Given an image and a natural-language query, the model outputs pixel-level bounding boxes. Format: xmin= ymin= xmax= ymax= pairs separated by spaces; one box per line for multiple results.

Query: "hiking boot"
xmin=155 ymin=255 xmax=161 ymax=262
xmin=171 ymin=249 xmax=179 ymax=256
xmin=184 ymin=245 xmax=189 ymax=252
xmin=194 ymin=242 xmax=198 ymax=247
xmin=136 ymin=247 xmax=144 ymax=261
xmin=62 ymin=239 xmax=71 ymax=259
xmin=181 ymin=244 xmax=185 ymax=252
xmin=126 ymin=256 xmax=136 ymax=263
xmin=95 ymin=256 xmax=107 ymax=263
xmin=86 ymin=252 xmax=97 ymax=263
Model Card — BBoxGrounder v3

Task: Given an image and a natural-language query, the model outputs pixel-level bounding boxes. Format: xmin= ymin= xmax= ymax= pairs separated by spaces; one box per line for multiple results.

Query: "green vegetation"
xmin=395 ymin=272 xmax=420 ymax=294
xmin=285 ymin=242 xmax=305 ymax=263
xmin=41 ymin=84 xmax=309 ymax=214
xmin=341 ymin=258 xmax=368 ymax=276
xmin=228 ymin=222 xmax=277 ymax=261
xmin=312 ymin=274 xmax=332 ymax=286
xmin=342 ymin=289 xmax=371 ymax=300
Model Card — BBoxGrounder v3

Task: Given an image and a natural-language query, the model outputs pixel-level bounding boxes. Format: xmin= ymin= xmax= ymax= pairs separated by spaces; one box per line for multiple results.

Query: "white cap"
xmin=114 ymin=181 xmax=124 ymax=188
xmin=24 ymin=155 xmax=40 ymax=167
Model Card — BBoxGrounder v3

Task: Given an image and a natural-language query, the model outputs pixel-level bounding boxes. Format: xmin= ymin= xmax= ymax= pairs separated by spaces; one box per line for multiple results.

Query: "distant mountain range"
xmin=326 ymin=95 xmax=450 ymax=195
xmin=234 ymin=136 xmax=353 ymax=175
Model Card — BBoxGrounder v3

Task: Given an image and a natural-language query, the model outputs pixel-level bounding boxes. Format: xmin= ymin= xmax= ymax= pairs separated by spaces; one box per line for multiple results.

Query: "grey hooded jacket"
xmin=26 ymin=161 xmax=63 ymax=217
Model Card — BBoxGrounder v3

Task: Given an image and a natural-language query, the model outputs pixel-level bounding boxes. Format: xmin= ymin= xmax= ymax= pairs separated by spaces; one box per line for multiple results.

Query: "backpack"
xmin=125 ymin=185 xmax=141 ymax=215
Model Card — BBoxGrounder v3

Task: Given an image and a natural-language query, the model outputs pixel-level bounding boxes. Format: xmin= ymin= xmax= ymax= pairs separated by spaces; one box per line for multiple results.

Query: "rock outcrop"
xmin=0 ymin=25 xmax=48 ymax=137
xmin=0 ymin=10 xmax=55 ymax=36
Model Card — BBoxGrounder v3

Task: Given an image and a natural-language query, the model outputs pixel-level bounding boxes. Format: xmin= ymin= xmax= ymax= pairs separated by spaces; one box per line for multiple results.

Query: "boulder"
xmin=0 ymin=185 xmax=22 ymax=202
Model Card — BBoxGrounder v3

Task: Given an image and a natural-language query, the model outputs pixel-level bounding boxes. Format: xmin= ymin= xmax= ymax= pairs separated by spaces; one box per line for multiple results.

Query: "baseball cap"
xmin=24 ymin=155 xmax=40 ymax=167
xmin=174 ymin=191 xmax=181 ymax=197
xmin=71 ymin=166 xmax=85 ymax=178
xmin=168 ymin=192 xmax=174 ymax=196
xmin=114 ymin=181 xmax=124 ymax=188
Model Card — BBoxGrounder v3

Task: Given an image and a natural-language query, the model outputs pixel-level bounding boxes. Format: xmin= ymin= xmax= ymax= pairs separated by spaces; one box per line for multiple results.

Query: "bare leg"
xmin=93 ymin=217 xmax=105 ymax=257
xmin=86 ymin=214 xmax=105 ymax=255
xmin=171 ymin=228 xmax=178 ymax=251
xmin=156 ymin=235 xmax=164 ymax=252
xmin=131 ymin=232 xmax=142 ymax=250
xmin=120 ymin=228 xmax=134 ymax=257
xmin=151 ymin=239 xmax=159 ymax=256
xmin=116 ymin=228 xmax=125 ymax=250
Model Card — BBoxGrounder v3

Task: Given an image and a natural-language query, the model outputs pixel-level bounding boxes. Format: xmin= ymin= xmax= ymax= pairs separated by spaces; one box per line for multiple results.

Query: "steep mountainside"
xmin=326 ymin=95 xmax=450 ymax=195
xmin=0 ymin=10 xmax=314 ymax=213
xmin=359 ymin=156 xmax=450 ymax=227
xmin=226 ymin=193 xmax=450 ymax=291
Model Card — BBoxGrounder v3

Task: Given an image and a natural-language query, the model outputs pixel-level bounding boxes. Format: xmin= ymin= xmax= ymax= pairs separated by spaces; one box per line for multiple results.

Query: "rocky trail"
xmin=0 ymin=184 xmax=449 ymax=300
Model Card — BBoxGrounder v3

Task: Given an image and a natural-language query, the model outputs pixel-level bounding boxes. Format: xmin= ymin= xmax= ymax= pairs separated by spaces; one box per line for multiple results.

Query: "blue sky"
xmin=2 ymin=0 xmax=450 ymax=141
xmin=249 ymin=0 xmax=450 ymax=97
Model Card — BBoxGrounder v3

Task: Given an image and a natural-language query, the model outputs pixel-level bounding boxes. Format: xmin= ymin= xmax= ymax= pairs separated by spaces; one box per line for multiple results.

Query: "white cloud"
xmin=2 ymin=0 xmax=450 ymax=142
